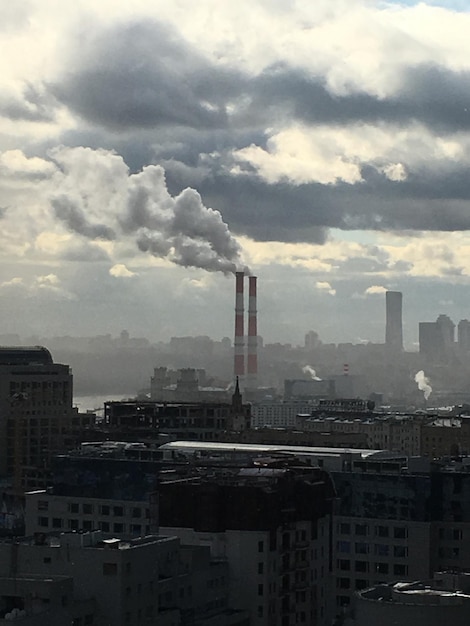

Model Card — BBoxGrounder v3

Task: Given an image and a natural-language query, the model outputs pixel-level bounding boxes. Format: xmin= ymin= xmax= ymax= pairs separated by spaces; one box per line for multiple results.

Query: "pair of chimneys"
xmin=234 ymin=272 xmax=257 ymax=388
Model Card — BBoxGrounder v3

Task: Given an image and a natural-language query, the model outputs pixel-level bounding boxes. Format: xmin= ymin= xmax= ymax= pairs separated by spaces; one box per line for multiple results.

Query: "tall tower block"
xmin=234 ymin=271 xmax=245 ymax=379
xmin=385 ymin=291 xmax=403 ymax=351
xmin=247 ymin=276 xmax=258 ymax=388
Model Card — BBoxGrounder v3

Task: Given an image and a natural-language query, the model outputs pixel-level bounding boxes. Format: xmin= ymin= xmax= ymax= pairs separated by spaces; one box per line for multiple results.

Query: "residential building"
xmin=0 ymin=346 xmax=73 ymax=478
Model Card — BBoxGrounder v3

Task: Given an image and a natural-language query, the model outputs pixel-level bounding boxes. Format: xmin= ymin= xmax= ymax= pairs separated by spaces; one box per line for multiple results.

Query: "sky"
xmin=1 ymin=0 xmax=470 ymax=348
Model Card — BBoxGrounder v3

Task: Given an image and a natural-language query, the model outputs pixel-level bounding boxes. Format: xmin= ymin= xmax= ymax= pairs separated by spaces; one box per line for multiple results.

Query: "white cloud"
xmin=316 ymin=280 xmax=336 ymax=296
xmin=109 ymin=264 xmax=137 ymax=278
xmin=365 ymin=285 xmax=387 ymax=295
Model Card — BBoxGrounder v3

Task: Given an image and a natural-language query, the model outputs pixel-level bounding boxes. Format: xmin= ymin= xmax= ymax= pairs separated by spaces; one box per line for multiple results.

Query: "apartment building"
xmin=0 ymin=530 xmax=249 ymax=626
xmin=158 ymin=465 xmax=335 ymax=626
xmin=0 ymin=346 xmax=73 ymax=477
xmin=330 ymin=456 xmax=470 ymax=619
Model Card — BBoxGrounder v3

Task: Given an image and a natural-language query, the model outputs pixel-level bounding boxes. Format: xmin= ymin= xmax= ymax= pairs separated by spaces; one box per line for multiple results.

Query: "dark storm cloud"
xmin=51 ymin=17 xmax=470 ymax=134
xmin=46 ymin=18 xmax=470 ymax=242
xmin=238 ymin=62 xmax=470 ymax=133
xmin=52 ymin=21 xmax=240 ymax=130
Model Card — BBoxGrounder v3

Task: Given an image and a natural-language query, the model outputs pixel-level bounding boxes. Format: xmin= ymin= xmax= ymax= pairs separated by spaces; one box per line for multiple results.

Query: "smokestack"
xmin=247 ymin=276 xmax=258 ymax=388
xmin=234 ymin=271 xmax=245 ymax=380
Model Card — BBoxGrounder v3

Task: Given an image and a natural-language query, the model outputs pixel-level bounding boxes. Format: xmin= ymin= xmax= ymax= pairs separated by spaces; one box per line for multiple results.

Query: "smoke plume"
xmin=414 ymin=370 xmax=432 ymax=400
xmin=49 ymin=147 xmax=246 ymax=274
xmin=302 ymin=365 xmax=322 ymax=381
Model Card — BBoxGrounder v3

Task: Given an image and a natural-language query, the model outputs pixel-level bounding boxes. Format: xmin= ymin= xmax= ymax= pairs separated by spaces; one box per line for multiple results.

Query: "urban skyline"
xmin=1 ymin=1 xmax=470 ymax=347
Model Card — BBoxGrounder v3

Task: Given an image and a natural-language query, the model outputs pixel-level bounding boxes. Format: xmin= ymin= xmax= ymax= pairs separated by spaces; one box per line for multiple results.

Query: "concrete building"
xmin=0 ymin=530 xmax=249 ymax=626
xmin=331 ymin=456 xmax=470 ymax=618
xmin=251 ymin=402 xmax=318 ymax=429
xmin=0 ymin=346 xmax=73 ymax=478
xmin=385 ymin=291 xmax=403 ymax=352
xmin=354 ymin=572 xmax=470 ymax=626
xmin=419 ymin=314 xmax=455 ymax=361
xmin=159 ymin=465 xmax=336 ymax=626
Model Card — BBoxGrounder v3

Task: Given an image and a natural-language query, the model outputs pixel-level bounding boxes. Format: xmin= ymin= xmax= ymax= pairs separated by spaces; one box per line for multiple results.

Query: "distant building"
xmin=385 ymin=291 xmax=403 ymax=352
xmin=458 ymin=319 xmax=470 ymax=352
xmin=419 ymin=315 xmax=455 ymax=360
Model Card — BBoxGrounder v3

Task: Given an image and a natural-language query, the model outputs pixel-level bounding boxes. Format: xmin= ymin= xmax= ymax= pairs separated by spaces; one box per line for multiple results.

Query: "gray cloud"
xmin=53 ymin=21 xmax=238 ymax=130
xmin=51 ymin=196 xmax=116 ymax=240
xmin=0 ymin=83 xmax=56 ymax=122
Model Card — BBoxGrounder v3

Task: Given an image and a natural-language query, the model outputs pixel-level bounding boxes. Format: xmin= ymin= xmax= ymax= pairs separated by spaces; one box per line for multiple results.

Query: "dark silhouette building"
xmin=385 ymin=291 xmax=403 ymax=352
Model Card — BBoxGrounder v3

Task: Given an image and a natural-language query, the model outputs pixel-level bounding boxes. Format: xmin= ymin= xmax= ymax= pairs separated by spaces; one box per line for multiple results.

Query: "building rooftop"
xmin=0 ymin=346 xmax=53 ymax=365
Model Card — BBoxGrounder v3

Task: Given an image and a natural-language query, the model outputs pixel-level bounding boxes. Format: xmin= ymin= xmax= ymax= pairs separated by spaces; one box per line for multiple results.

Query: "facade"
xmin=0 ymin=346 xmax=73 ymax=478
xmin=0 ymin=530 xmax=248 ymax=626
xmin=103 ymin=395 xmax=250 ymax=440
xmin=385 ymin=291 xmax=403 ymax=352
xmin=330 ymin=458 xmax=470 ymax=618
xmin=159 ymin=466 xmax=336 ymax=626
xmin=251 ymin=402 xmax=318 ymax=429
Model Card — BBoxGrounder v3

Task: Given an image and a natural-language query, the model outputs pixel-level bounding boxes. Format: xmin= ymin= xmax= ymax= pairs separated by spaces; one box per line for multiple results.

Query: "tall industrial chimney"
xmin=234 ymin=271 xmax=245 ymax=379
xmin=247 ymin=275 xmax=258 ymax=388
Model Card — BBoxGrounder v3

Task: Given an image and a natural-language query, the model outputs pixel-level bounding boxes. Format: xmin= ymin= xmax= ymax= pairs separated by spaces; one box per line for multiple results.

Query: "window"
xmin=375 ymin=563 xmax=388 ymax=574
xmin=355 ymin=523 xmax=368 ymax=536
xmin=38 ymin=517 xmax=49 ymax=527
xmin=113 ymin=523 xmax=124 ymax=533
xmin=103 ymin=562 xmax=118 ymax=576
xmin=356 ymin=579 xmax=368 ymax=590
xmin=393 ymin=564 xmax=408 ymax=576
xmin=337 ymin=577 xmax=350 ymax=589
xmin=99 ymin=521 xmax=110 ymax=532
xmin=355 ymin=542 xmax=368 ymax=554
xmin=337 ymin=541 xmax=350 ymax=553
xmin=83 ymin=503 xmax=93 ymax=515
xmin=393 ymin=527 xmax=407 ymax=539
xmin=100 ymin=505 xmax=110 ymax=516
xmin=68 ymin=519 xmax=78 ymax=530
xmin=337 ymin=559 xmax=350 ymax=571
xmin=355 ymin=561 xmax=369 ymax=573
xmin=132 ymin=507 xmax=141 ymax=518
xmin=339 ymin=522 xmax=350 ymax=534
xmin=52 ymin=518 xmax=62 ymax=529
xmin=37 ymin=500 xmax=48 ymax=511
xmin=258 ymin=540 xmax=264 ymax=553
xmin=258 ymin=583 xmax=264 ymax=596
xmin=68 ymin=503 xmax=79 ymax=514
xmin=374 ymin=544 xmax=389 ymax=557
xmin=113 ymin=506 xmax=124 ymax=517
xmin=393 ymin=546 xmax=408 ymax=558
xmin=258 ymin=562 xmax=264 ymax=574
xmin=375 ymin=525 xmax=389 ymax=538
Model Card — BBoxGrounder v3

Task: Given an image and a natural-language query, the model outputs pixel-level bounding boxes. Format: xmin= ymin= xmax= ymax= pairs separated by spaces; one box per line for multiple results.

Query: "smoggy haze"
xmin=1 ymin=1 xmax=470 ymax=347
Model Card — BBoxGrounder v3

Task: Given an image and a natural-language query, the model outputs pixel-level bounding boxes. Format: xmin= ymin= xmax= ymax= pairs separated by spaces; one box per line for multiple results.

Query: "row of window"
xmin=336 ymin=542 xmax=408 ymax=557
xmin=38 ymin=517 xmax=150 ymax=535
xmin=37 ymin=500 xmax=148 ymax=519
xmin=337 ymin=559 xmax=408 ymax=573
xmin=337 ymin=523 xmax=408 ymax=538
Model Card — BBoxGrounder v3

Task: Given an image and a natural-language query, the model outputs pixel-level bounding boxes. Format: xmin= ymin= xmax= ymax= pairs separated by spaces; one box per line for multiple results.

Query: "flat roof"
xmin=159 ymin=440 xmax=387 ymax=459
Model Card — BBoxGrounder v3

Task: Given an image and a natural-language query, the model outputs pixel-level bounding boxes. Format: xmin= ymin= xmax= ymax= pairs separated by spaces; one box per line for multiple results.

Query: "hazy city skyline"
xmin=1 ymin=1 xmax=470 ymax=347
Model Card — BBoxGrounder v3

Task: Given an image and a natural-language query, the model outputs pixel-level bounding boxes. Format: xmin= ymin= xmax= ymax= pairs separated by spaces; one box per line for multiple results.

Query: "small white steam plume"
xmin=49 ymin=147 xmax=247 ymax=275
xmin=302 ymin=365 xmax=322 ymax=381
xmin=415 ymin=370 xmax=432 ymax=400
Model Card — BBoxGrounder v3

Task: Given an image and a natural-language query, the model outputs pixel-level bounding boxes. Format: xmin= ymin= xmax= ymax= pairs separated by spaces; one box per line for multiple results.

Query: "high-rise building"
xmin=0 ymin=346 xmax=73 ymax=478
xmin=385 ymin=291 xmax=403 ymax=351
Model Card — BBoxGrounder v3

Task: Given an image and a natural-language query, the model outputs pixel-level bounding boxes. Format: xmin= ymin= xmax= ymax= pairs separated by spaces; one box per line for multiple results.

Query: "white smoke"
xmin=49 ymin=147 xmax=246 ymax=274
xmin=415 ymin=370 xmax=432 ymax=400
xmin=302 ymin=365 xmax=322 ymax=381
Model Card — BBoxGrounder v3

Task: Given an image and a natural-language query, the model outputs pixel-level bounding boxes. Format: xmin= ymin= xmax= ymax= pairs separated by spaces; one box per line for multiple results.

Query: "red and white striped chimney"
xmin=234 ymin=271 xmax=245 ymax=379
xmin=247 ymin=275 xmax=258 ymax=388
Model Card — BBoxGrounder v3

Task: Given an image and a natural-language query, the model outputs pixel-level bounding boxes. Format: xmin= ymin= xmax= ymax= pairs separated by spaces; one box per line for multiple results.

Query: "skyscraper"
xmin=385 ymin=291 xmax=403 ymax=351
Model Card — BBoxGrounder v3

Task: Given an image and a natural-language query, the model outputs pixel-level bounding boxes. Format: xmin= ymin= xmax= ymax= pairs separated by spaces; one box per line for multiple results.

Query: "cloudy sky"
xmin=1 ymin=0 xmax=470 ymax=348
